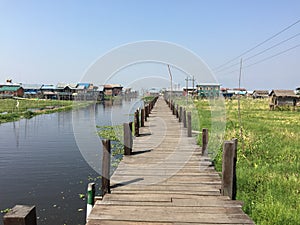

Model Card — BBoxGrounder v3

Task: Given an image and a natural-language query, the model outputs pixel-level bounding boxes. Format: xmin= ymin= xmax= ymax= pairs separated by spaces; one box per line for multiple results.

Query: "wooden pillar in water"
xmin=3 ymin=205 xmax=37 ymax=225
xmin=102 ymin=139 xmax=111 ymax=196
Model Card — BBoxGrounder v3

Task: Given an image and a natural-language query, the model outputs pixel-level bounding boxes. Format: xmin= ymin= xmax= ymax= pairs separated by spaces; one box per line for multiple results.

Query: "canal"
xmin=0 ymin=98 xmax=141 ymax=225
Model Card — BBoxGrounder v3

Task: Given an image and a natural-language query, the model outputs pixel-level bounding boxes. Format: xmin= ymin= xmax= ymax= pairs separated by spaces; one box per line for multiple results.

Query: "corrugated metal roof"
xmin=21 ymin=84 xmax=42 ymax=89
xmin=0 ymin=86 xmax=22 ymax=91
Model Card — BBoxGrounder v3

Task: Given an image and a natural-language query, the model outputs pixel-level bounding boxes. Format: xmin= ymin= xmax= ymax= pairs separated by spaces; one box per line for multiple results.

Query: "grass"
xmin=195 ymin=98 xmax=300 ymax=225
xmin=0 ymin=99 xmax=91 ymax=123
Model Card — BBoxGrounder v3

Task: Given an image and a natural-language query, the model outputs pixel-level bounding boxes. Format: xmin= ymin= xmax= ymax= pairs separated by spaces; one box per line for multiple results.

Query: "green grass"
xmin=196 ymin=98 xmax=300 ymax=225
xmin=0 ymin=99 xmax=90 ymax=123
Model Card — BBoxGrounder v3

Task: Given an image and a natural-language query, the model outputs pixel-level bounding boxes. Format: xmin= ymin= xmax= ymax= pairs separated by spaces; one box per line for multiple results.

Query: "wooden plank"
xmin=86 ymin=97 xmax=254 ymax=225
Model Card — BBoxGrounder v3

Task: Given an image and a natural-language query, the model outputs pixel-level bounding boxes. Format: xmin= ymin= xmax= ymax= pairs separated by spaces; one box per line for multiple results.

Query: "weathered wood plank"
xmin=86 ymin=97 xmax=254 ymax=225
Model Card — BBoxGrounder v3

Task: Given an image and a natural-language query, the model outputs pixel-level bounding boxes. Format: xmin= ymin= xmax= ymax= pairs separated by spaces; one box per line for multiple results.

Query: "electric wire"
xmin=213 ymin=19 xmax=300 ymax=71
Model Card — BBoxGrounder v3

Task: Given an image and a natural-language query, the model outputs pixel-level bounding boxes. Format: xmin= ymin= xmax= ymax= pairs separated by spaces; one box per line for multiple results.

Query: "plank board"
xmin=86 ymin=97 xmax=255 ymax=225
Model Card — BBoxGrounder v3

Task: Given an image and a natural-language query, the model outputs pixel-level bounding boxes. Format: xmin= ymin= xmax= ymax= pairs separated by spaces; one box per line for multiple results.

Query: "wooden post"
xmin=221 ymin=141 xmax=236 ymax=200
xmin=187 ymin=112 xmax=192 ymax=137
xmin=134 ymin=110 xmax=139 ymax=137
xmin=129 ymin=122 xmax=133 ymax=153
xmin=202 ymin=128 xmax=208 ymax=156
xmin=179 ymin=106 xmax=182 ymax=122
xmin=102 ymin=139 xmax=111 ymax=196
xmin=183 ymin=109 xmax=187 ymax=128
xmin=145 ymin=105 xmax=148 ymax=120
xmin=123 ymin=123 xmax=133 ymax=155
xmin=3 ymin=205 xmax=37 ymax=225
xmin=141 ymin=108 xmax=145 ymax=127
xmin=172 ymin=102 xmax=176 ymax=115
xmin=176 ymin=105 xmax=179 ymax=118
xmin=232 ymin=138 xmax=238 ymax=200
xmin=86 ymin=182 xmax=95 ymax=220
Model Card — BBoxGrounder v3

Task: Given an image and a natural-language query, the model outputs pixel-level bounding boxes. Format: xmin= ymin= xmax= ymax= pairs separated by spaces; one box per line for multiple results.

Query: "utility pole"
xmin=167 ymin=64 xmax=173 ymax=101
xmin=192 ymin=76 xmax=195 ymax=97
xmin=238 ymin=58 xmax=244 ymax=152
xmin=185 ymin=76 xmax=189 ymax=104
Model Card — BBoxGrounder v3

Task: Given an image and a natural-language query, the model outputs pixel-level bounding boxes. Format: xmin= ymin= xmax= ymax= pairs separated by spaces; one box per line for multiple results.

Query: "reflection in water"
xmin=0 ymin=98 xmax=141 ymax=225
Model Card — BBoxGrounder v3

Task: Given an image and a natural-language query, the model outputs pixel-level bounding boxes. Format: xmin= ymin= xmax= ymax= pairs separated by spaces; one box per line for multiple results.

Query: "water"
xmin=0 ymin=98 xmax=142 ymax=225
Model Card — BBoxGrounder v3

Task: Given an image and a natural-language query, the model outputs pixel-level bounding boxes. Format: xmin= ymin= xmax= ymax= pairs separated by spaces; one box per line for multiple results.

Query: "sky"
xmin=0 ymin=0 xmax=299 ymax=90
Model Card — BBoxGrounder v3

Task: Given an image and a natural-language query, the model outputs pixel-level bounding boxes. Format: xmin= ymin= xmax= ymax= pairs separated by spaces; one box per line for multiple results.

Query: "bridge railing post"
xmin=134 ymin=110 xmax=139 ymax=137
xmin=102 ymin=139 xmax=111 ymax=196
xmin=179 ymin=106 xmax=182 ymax=122
xmin=183 ymin=108 xmax=187 ymax=128
xmin=202 ymin=128 xmax=208 ymax=156
xmin=124 ymin=122 xmax=133 ymax=155
xmin=221 ymin=140 xmax=237 ymax=200
xmin=141 ymin=108 xmax=145 ymax=127
xmin=3 ymin=205 xmax=37 ymax=225
xmin=187 ymin=112 xmax=192 ymax=137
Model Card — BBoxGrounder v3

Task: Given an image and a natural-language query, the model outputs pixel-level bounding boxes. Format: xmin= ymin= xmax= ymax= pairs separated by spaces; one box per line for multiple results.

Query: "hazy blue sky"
xmin=0 ymin=0 xmax=299 ymax=90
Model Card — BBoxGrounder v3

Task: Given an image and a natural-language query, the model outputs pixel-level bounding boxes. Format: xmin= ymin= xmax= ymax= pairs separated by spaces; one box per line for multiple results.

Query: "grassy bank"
xmin=195 ymin=98 xmax=300 ymax=225
xmin=0 ymin=99 xmax=90 ymax=124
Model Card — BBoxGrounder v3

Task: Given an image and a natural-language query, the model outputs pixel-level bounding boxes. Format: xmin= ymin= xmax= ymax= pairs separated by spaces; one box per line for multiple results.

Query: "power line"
xmin=244 ymin=43 xmax=300 ymax=69
xmin=213 ymin=18 xmax=300 ymax=71
xmin=215 ymin=32 xmax=300 ymax=73
xmin=219 ymin=43 xmax=300 ymax=76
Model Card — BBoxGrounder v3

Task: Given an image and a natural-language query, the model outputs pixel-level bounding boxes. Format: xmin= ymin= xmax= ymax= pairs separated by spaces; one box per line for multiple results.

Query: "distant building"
xmin=253 ymin=90 xmax=269 ymax=99
xmin=183 ymin=87 xmax=197 ymax=97
xmin=196 ymin=83 xmax=220 ymax=98
xmin=296 ymin=87 xmax=300 ymax=95
xmin=56 ymin=83 xmax=78 ymax=100
xmin=0 ymin=80 xmax=24 ymax=98
xmin=220 ymin=88 xmax=235 ymax=98
xmin=269 ymin=90 xmax=299 ymax=109
xmin=41 ymin=84 xmax=57 ymax=99
xmin=103 ymin=84 xmax=123 ymax=96
xmin=22 ymin=84 xmax=42 ymax=98
xmin=0 ymin=86 xmax=24 ymax=98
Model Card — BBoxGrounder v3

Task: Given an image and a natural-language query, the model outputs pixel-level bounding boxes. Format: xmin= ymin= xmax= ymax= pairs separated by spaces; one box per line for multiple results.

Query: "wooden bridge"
xmin=86 ymin=97 xmax=255 ymax=225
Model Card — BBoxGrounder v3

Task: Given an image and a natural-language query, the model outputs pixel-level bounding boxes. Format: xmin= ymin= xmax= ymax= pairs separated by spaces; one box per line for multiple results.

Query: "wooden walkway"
xmin=87 ymin=97 xmax=254 ymax=225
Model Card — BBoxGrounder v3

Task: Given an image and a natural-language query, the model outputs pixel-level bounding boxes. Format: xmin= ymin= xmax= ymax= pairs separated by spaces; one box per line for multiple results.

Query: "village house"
xmin=220 ymin=88 xmax=235 ymax=99
xmin=41 ymin=84 xmax=57 ymax=99
xmin=269 ymin=90 xmax=299 ymax=109
xmin=252 ymin=90 xmax=269 ymax=99
xmin=75 ymin=83 xmax=100 ymax=100
xmin=56 ymin=83 xmax=78 ymax=100
xmin=183 ymin=87 xmax=197 ymax=97
xmin=196 ymin=83 xmax=221 ymax=98
xmin=0 ymin=80 xmax=24 ymax=98
xmin=103 ymin=84 xmax=123 ymax=96
xmin=22 ymin=84 xmax=42 ymax=98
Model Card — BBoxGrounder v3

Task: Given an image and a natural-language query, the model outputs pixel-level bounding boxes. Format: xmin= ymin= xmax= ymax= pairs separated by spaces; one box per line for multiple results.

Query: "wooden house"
xmin=197 ymin=83 xmax=220 ymax=98
xmin=269 ymin=90 xmax=299 ymax=109
xmin=0 ymin=86 xmax=24 ymax=98
xmin=103 ymin=84 xmax=123 ymax=96
xmin=41 ymin=84 xmax=57 ymax=99
xmin=253 ymin=90 xmax=269 ymax=99
xmin=56 ymin=83 xmax=77 ymax=100
xmin=22 ymin=84 xmax=42 ymax=98
xmin=0 ymin=80 xmax=24 ymax=98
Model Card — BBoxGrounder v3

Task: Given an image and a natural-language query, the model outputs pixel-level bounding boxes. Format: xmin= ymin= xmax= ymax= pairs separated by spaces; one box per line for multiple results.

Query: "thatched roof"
xmin=269 ymin=90 xmax=299 ymax=97
xmin=253 ymin=90 xmax=269 ymax=95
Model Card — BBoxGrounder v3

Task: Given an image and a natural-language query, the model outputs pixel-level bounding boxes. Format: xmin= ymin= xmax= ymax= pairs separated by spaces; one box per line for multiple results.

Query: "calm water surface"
xmin=0 ymin=98 xmax=141 ymax=225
